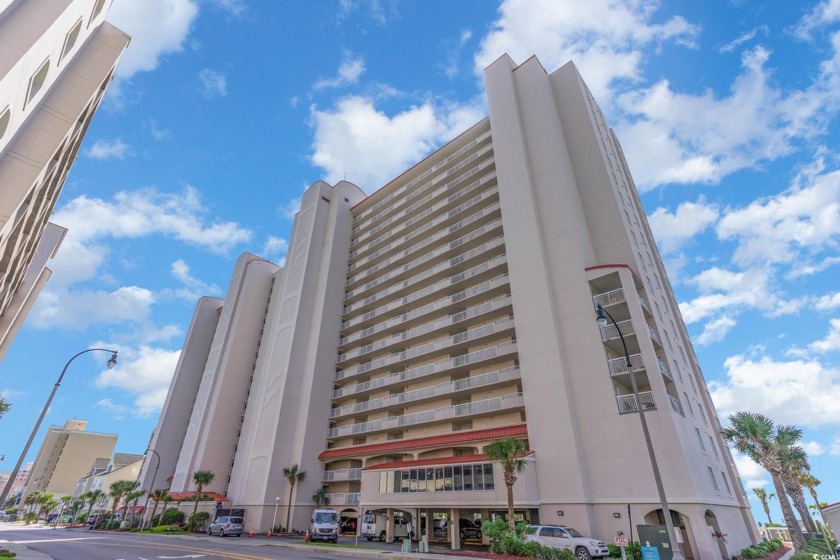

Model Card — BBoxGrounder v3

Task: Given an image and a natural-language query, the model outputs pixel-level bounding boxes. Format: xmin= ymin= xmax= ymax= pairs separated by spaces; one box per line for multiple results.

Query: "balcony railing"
xmin=592 ymin=288 xmax=626 ymax=308
xmin=332 ymin=341 xmax=518 ymax=399
xmin=323 ymin=492 xmax=361 ymax=506
xmin=668 ymin=395 xmax=683 ymax=416
xmin=322 ymin=468 xmax=362 ymax=482
xmin=327 ymin=393 xmax=525 ymax=438
xmin=330 ymin=366 xmax=521 ymax=418
xmin=599 ymin=319 xmax=635 ymax=341
xmin=657 ymin=358 xmax=672 ymax=380
xmin=607 ymin=353 xmax=644 ymax=375
xmin=647 ymin=325 xmax=662 ymax=345
xmin=615 ymin=391 xmax=656 ymax=414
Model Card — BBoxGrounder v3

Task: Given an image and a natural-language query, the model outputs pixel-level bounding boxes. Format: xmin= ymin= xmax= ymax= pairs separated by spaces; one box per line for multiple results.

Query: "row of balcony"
xmin=327 ymin=392 xmax=525 ymax=438
xmin=347 ymin=171 xmax=496 ymax=272
xmin=338 ymin=274 xmax=510 ymax=348
xmin=347 ymin=179 xmax=499 ymax=286
xmin=332 ymin=341 xmax=518 ymax=399
xmin=353 ymin=127 xmax=492 ymax=228
xmin=351 ymin=148 xmax=495 ymax=249
xmin=335 ymin=316 xmax=516 ymax=380
xmin=330 ymin=366 xmax=521 ymax=418
xmin=337 ymin=294 xmax=512 ymax=364
xmin=340 ymin=254 xmax=508 ymax=332
xmin=323 ymin=492 xmax=361 ymax=506
xmin=599 ymin=319 xmax=662 ymax=347
xmin=323 ymin=468 xmax=362 ymax=482
xmin=606 ymin=353 xmax=671 ymax=381
xmin=343 ymin=220 xmax=504 ymax=313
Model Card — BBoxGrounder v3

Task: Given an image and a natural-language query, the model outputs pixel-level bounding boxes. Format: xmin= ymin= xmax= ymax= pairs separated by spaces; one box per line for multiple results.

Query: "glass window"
xmin=721 ymin=471 xmax=732 ymax=495
xmin=388 ymin=471 xmax=397 ymax=493
xmin=444 ymin=467 xmax=453 ymax=491
xmin=474 ymin=465 xmax=484 ymax=491
xmin=0 ymin=106 xmax=9 ymax=140
xmin=483 ymin=464 xmax=494 ymax=490
xmin=463 ymin=465 xmax=473 ymax=491
xmin=60 ymin=19 xmax=83 ymax=63
xmin=695 ymin=428 xmax=706 ymax=453
xmin=401 ymin=470 xmax=409 ymax=493
xmin=91 ymin=0 xmax=106 ymax=20
xmin=426 ymin=468 xmax=435 ymax=492
xmin=698 ymin=402 xmax=708 ymax=425
xmin=708 ymin=467 xmax=719 ymax=493
xmin=26 ymin=59 xmax=50 ymax=107
xmin=684 ymin=393 xmax=693 ymax=415
xmin=435 ymin=468 xmax=445 ymax=492
xmin=409 ymin=469 xmax=418 ymax=492
xmin=709 ymin=436 xmax=719 ymax=459
xmin=453 ymin=466 xmax=463 ymax=491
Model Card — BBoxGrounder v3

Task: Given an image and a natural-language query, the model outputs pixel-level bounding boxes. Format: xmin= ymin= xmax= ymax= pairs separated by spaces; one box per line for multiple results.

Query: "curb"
xmin=1 ymin=541 xmax=54 ymax=560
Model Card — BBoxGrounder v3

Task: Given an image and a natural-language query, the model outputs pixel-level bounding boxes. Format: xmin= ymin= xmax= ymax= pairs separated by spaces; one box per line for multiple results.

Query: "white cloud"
xmin=792 ymin=0 xmax=840 ymax=39
xmin=261 ymin=236 xmax=288 ymax=264
xmin=167 ymin=259 xmax=221 ymax=301
xmin=314 ymin=53 xmax=366 ymax=90
xmin=108 ymin=0 xmax=199 ymax=79
xmin=96 ymin=398 xmax=131 ymax=420
xmin=210 ymin=0 xmax=245 ymax=17
xmin=802 ymin=440 xmax=826 ymax=456
xmin=279 ymin=194 xmax=302 ymax=220
xmin=816 ymin=292 xmax=840 ymax=310
xmin=336 ymin=0 xmax=399 ymax=26
xmin=95 ymin=345 xmax=182 ymax=417
xmin=473 ymin=0 xmax=698 ymax=101
xmin=829 ymin=433 xmax=840 ymax=455
xmin=696 ymin=315 xmax=736 ymax=346
xmin=146 ymin=119 xmax=171 ymax=140
xmin=198 ymin=68 xmax=228 ymax=97
xmin=443 ymin=29 xmax=473 ymax=79
xmin=732 ymin=451 xmax=769 ymax=490
xmin=85 ymin=138 xmax=132 ymax=160
xmin=648 ymin=198 xmax=719 ymax=254
xmin=30 ymin=286 xmax=155 ymax=329
xmin=809 ymin=318 xmax=840 ymax=354
xmin=709 ymin=354 xmax=840 ymax=429
xmin=719 ymin=26 xmax=768 ymax=53
xmin=309 ymin=96 xmax=484 ymax=191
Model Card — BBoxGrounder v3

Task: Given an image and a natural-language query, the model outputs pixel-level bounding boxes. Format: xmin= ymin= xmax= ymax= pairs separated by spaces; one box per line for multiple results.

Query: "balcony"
xmin=592 ymin=287 xmax=626 ymax=308
xmin=322 ymin=468 xmax=362 ymax=482
xmin=335 ymin=317 xmax=515 ymax=380
xmin=668 ymin=394 xmax=683 ymax=416
xmin=330 ymin=366 xmax=521 ymax=418
xmin=332 ymin=341 xmax=519 ymax=399
xmin=599 ymin=319 xmax=635 ymax=341
xmin=327 ymin=392 xmax=525 ymax=439
xmin=324 ymin=492 xmax=361 ymax=506
xmin=615 ymin=392 xmax=656 ymax=414
xmin=606 ymin=353 xmax=644 ymax=375
xmin=657 ymin=358 xmax=672 ymax=381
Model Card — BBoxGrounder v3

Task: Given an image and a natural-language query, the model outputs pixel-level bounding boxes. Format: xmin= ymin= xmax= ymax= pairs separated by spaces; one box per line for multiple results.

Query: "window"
xmin=708 ymin=467 xmax=720 ymax=494
xmin=688 ymin=374 xmax=698 ymax=394
xmin=0 ymin=106 xmax=9 ymax=140
xmin=60 ymin=19 xmax=83 ymax=63
xmin=695 ymin=428 xmax=706 ymax=453
xmin=673 ymin=359 xmax=683 ymax=382
xmin=708 ymin=436 xmax=719 ymax=459
xmin=698 ymin=402 xmax=708 ymax=425
xmin=26 ymin=58 xmax=51 ymax=107
xmin=91 ymin=0 xmax=107 ymax=21
xmin=380 ymin=463 xmax=494 ymax=493
xmin=721 ymin=471 xmax=732 ymax=495
xmin=684 ymin=392 xmax=693 ymax=415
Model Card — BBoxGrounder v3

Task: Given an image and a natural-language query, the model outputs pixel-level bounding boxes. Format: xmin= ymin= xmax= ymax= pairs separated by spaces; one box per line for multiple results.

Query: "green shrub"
xmin=160 ymin=508 xmax=184 ymax=526
xmin=151 ymin=524 xmax=187 ymax=533
xmin=480 ymin=519 xmax=574 ymax=560
xmin=187 ymin=512 xmax=210 ymax=532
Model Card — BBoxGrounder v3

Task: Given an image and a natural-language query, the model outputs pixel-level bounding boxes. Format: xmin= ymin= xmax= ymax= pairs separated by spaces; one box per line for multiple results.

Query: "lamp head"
xmin=596 ymin=305 xmax=608 ymax=328
xmin=107 ymin=352 xmax=118 ymax=369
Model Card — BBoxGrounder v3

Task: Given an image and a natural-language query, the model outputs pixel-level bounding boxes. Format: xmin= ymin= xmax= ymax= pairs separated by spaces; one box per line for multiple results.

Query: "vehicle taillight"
xmin=226 ymin=523 xmax=230 ymax=528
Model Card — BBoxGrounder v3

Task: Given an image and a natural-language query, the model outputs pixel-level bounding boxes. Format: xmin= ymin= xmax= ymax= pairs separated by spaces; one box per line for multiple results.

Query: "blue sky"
xmin=1 ymin=0 xmax=838 ymax=525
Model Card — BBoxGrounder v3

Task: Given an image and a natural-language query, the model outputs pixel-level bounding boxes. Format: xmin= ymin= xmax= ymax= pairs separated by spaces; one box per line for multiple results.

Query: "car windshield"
xmin=315 ymin=512 xmax=337 ymax=523
xmin=230 ymin=517 xmax=243 ymax=524
xmin=363 ymin=515 xmax=375 ymax=523
xmin=565 ymin=528 xmax=584 ymax=538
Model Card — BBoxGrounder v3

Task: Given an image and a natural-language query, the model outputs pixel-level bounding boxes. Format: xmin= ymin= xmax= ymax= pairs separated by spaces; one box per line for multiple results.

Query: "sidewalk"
xmin=0 ymin=541 xmax=53 ymax=560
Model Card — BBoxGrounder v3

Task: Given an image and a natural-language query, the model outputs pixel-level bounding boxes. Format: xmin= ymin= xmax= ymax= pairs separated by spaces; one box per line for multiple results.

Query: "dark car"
xmin=207 ymin=515 xmax=244 ymax=537
xmin=834 ymin=543 xmax=839 ymax=557
xmin=458 ymin=519 xmax=482 ymax=540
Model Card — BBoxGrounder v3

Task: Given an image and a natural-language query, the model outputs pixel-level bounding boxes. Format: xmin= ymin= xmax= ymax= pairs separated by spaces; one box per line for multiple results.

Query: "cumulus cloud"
xmin=85 ymin=138 xmax=132 ymax=160
xmin=648 ymin=198 xmax=719 ymax=254
xmin=210 ymin=0 xmax=246 ymax=17
xmin=146 ymin=119 xmax=171 ymax=140
xmin=95 ymin=345 xmax=182 ymax=417
xmin=314 ymin=53 xmax=366 ymax=90
xmin=198 ymin=68 xmax=228 ymax=98
xmin=792 ymin=0 xmax=840 ymax=39
xmin=816 ymin=292 xmax=840 ymax=310
xmin=261 ymin=236 xmax=288 ymax=264
xmin=309 ymin=96 xmax=484 ymax=191
xmin=108 ymin=0 xmax=199 ymax=79
xmin=336 ymin=0 xmax=399 ymax=26
xmin=709 ymin=354 xmax=840 ymax=429
xmin=808 ymin=318 xmax=840 ymax=354
xmin=695 ymin=315 xmax=736 ymax=346
xmin=732 ymin=451 xmax=769 ymax=490
xmin=30 ymin=286 xmax=155 ymax=330
xmin=167 ymin=259 xmax=222 ymax=301
xmin=443 ymin=29 xmax=473 ymax=79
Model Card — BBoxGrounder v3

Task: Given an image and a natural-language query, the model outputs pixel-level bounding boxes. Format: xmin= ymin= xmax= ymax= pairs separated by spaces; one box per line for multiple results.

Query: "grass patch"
xmin=301 ymin=541 xmax=382 ymax=550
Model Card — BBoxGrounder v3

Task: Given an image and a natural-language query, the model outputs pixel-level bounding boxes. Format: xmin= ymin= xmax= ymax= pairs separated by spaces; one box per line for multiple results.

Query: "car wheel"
xmin=460 ymin=531 xmax=466 ymax=540
xmin=476 ymin=530 xmax=482 ymax=540
xmin=575 ymin=547 xmax=592 ymax=560
xmin=379 ymin=531 xmax=386 ymax=542
xmin=207 ymin=527 xmax=212 ymax=535
xmin=236 ymin=533 xmax=241 ymax=537
xmin=220 ymin=528 xmax=225 ymax=538
xmin=332 ymin=538 xmax=338 ymax=544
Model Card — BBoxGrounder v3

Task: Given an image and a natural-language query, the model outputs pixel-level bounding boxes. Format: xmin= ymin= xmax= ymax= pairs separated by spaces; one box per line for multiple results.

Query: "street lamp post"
xmin=0 ymin=348 xmax=118 ymax=506
xmin=139 ymin=448 xmax=161 ymax=530
xmin=596 ymin=304 xmax=685 ymax=560
xmin=272 ymin=496 xmax=280 ymax=533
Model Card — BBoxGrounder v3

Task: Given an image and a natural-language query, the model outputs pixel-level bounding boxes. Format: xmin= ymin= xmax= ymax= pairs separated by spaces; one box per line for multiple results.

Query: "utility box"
xmin=637 ymin=524 xmax=673 ymax=560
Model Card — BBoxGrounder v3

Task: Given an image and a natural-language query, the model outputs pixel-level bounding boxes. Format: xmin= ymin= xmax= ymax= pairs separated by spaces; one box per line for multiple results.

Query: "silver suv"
xmin=207 ymin=515 xmax=244 ymax=537
xmin=525 ymin=525 xmax=608 ymax=560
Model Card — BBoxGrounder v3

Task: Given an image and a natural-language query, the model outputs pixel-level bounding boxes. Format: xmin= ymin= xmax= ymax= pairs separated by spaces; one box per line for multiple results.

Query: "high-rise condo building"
xmin=0 ymin=0 xmax=129 ymax=360
xmin=142 ymin=55 xmax=759 ymax=559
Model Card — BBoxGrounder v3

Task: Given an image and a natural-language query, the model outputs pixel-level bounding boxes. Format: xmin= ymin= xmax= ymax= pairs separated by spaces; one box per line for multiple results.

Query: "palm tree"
xmin=484 ymin=437 xmax=528 ymax=531
xmin=282 ymin=464 xmax=306 ymax=532
xmin=0 ymin=396 xmax=10 ymax=419
xmin=55 ymin=496 xmax=73 ymax=527
xmin=36 ymin=492 xmax=54 ymax=521
xmin=84 ymin=489 xmax=103 ymax=525
xmin=752 ymin=488 xmax=775 ymax=524
xmin=191 ymin=470 xmax=215 ymax=516
xmin=799 ymin=474 xmax=823 ymax=513
xmin=312 ymin=487 xmax=330 ymax=508
xmin=148 ymin=489 xmax=170 ymax=528
xmin=722 ymin=412 xmax=806 ymax=552
xmin=778 ymin=445 xmax=818 ymax=537
xmin=23 ymin=491 xmax=41 ymax=516
xmin=124 ymin=489 xmax=145 ymax=527
xmin=108 ymin=480 xmax=139 ymax=529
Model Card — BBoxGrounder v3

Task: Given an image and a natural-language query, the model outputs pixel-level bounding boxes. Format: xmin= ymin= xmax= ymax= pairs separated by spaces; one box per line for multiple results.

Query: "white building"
xmin=0 ymin=0 xmax=129 ymax=360
xmin=141 ymin=55 xmax=760 ymax=559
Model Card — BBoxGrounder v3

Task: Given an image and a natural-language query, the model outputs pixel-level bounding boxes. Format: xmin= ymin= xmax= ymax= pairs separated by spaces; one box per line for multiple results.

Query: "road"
xmin=0 ymin=525 xmax=419 ymax=560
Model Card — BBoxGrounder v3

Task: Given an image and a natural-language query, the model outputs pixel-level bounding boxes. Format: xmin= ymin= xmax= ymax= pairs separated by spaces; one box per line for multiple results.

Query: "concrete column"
xmin=386 ymin=508 xmax=394 ymax=543
xmin=450 ymin=507 xmax=460 ymax=550
xmin=480 ymin=509 xmax=491 ymax=545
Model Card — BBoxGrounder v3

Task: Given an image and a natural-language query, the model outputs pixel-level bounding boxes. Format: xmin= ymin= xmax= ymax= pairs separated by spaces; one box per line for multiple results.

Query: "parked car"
xmin=361 ymin=513 xmax=411 ymax=541
xmin=458 ymin=519 xmax=482 ymax=540
xmin=340 ymin=517 xmax=357 ymax=533
xmin=86 ymin=514 xmax=104 ymax=526
xmin=835 ymin=542 xmax=840 ymax=557
xmin=310 ymin=508 xmax=340 ymax=543
xmin=525 ymin=525 xmax=608 ymax=560
xmin=207 ymin=515 xmax=244 ymax=537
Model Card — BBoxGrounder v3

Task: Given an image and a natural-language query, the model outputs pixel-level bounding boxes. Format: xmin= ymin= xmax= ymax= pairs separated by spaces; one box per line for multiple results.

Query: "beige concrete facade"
xmin=0 ymin=0 xmax=129 ymax=361
xmin=19 ymin=419 xmax=117 ymax=502
xmin=146 ymin=55 xmax=759 ymax=558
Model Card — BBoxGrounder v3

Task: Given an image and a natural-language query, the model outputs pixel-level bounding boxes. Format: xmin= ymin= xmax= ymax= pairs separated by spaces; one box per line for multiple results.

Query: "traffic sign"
xmin=614 ymin=536 xmax=629 ymax=546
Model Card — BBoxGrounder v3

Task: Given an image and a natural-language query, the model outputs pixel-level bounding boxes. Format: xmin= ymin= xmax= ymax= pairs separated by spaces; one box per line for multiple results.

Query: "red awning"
xmin=165 ymin=491 xmax=228 ymax=502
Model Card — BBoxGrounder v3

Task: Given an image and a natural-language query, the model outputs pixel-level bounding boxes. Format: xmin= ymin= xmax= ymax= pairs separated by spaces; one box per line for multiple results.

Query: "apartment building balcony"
xmin=343 ymin=223 xmax=504 ymax=311
xmin=330 ymin=366 xmax=521 ymax=418
xmin=332 ymin=341 xmax=519 ymax=399
xmin=615 ymin=391 xmax=656 ymax=414
xmin=322 ymin=468 xmax=362 ymax=482
xmin=668 ymin=394 xmax=683 ymax=416
xmin=340 ymin=255 xmax=508 ymax=333
xmin=337 ymin=294 xmax=513 ymax=364
xmin=326 ymin=392 xmax=525 ymax=439
xmin=353 ymin=128 xmax=492 ymax=230
xmin=592 ymin=287 xmax=652 ymax=317
xmin=338 ymin=275 xmax=510 ymax=348
xmin=324 ymin=492 xmax=361 ymax=506
xmin=335 ymin=317 xmax=516 ymax=381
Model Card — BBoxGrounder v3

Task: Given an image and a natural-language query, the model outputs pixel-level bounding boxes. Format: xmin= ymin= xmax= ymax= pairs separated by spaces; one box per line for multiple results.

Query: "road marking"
xmin=89 ymin=540 xmax=272 ymax=560
xmin=158 ymin=555 xmax=206 ymax=558
xmin=11 ymin=536 xmax=104 ymax=544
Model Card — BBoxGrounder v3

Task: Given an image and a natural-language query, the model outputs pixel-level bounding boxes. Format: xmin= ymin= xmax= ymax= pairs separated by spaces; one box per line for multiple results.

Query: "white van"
xmin=361 ymin=513 xmax=410 ymax=541
xmin=309 ymin=508 xmax=340 ymax=543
